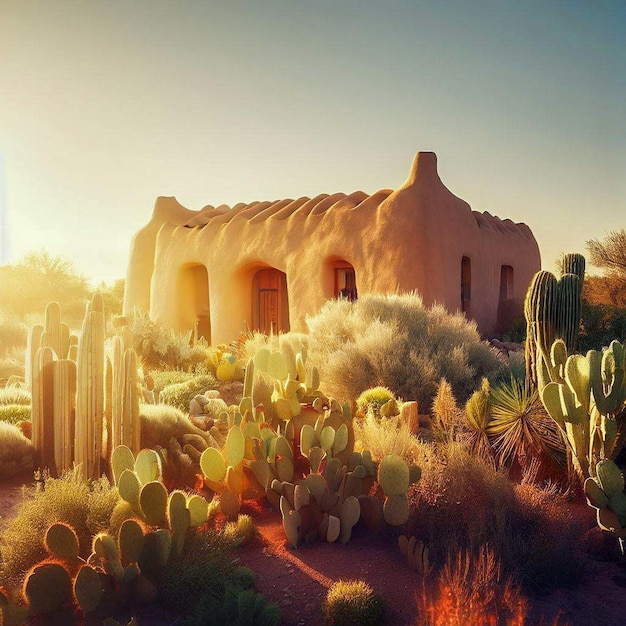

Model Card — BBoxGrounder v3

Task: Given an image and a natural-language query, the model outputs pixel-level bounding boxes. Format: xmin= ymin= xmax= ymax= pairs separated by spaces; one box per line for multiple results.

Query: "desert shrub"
xmin=306 ymin=294 xmax=502 ymax=409
xmin=0 ymin=421 xmax=33 ymax=477
xmin=355 ymin=386 xmax=396 ymax=418
xmin=159 ymin=374 xmax=218 ymax=411
xmin=158 ymin=529 xmax=279 ymax=626
xmin=0 ymin=468 xmax=118 ymax=583
xmin=407 ymin=442 xmax=584 ymax=594
xmin=0 ymin=386 xmax=31 ymax=406
xmin=416 ymin=545 xmax=528 ymax=626
xmin=323 ymin=579 xmax=384 ymax=626
xmin=486 ymin=351 xmax=526 ymax=388
xmin=0 ymin=404 xmax=31 ymax=425
xmin=504 ymin=482 xmax=585 ymax=593
xmin=130 ymin=307 xmax=213 ymax=369
xmin=354 ymin=414 xmax=430 ymax=465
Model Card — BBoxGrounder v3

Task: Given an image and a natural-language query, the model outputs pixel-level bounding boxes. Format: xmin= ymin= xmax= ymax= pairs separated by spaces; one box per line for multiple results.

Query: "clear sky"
xmin=1 ymin=0 xmax=624 ymax=284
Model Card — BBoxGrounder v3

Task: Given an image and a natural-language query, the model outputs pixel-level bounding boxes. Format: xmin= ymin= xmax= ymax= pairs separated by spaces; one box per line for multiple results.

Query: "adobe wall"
xmin=124 ymin=152 xmax=540 ymax=344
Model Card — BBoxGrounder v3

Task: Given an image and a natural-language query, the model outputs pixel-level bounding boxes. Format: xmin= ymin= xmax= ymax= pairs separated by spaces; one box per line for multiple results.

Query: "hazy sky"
xmin=1 ymin=0 xmax=624 ymax=284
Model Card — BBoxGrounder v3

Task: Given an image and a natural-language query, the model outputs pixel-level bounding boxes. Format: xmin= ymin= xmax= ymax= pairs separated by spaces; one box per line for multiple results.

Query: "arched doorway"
xmin=252 ymin=268 xmax=290 ymax=335
xmin=178 ymin=264 xmax=211 ymax=343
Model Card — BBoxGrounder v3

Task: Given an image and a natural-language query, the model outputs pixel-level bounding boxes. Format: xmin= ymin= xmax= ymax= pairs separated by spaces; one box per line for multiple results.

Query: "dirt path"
xmin=237 ymin=500 xmax=423 ymax=626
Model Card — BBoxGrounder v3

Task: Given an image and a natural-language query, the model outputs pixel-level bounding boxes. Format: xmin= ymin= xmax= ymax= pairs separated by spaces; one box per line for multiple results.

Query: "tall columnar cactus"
xmin=53 ymin=359 xmax=77 ymax=474
xmin=114 ymin=346 xmax=141 ymax=453
xmin=524 ymin=253 xmax=585 ymax=388
xmin=75 ymin=295 xmax=106 ymax=480
xmin=31 ymin=346 xmax=56 ymax=469
xmin=25 ymin=324 xmax=44 ymax=388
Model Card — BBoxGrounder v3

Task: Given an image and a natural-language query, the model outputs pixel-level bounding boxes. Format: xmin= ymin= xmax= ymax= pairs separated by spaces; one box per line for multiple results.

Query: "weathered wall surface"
xmin=124 ymin=152 xmax=541 ymax=344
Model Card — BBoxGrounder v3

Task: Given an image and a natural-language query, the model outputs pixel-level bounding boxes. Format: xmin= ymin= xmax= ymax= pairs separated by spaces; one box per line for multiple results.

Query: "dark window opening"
xmin=334 ymin=266 xmax=357 ymax=301
xmin=461 ymin=256 xmax=471 ymax=316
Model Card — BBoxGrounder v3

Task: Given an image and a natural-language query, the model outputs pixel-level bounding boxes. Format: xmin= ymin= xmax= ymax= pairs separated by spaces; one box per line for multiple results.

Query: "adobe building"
xmin=123 ymin=152 xmax=540 ymax=345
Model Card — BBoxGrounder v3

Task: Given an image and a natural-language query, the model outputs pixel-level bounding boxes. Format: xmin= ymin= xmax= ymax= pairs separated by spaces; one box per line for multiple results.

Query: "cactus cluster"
xmin=584 ymin=459 xmax=626 ymax=552
xmin=524 ymin=253 xmax=585 ymax=388
xmin=244 ymin=345 xmax=322 ymax=424
xmin=540 ymin=339 xmax=626 ymax=479
xmin=112 ymin=445 xmax=209 ymax=553
xmin=28 ymin=298 xmax=144 ymax=479
xmin=271 ymin=459 xmax=363 ymax=547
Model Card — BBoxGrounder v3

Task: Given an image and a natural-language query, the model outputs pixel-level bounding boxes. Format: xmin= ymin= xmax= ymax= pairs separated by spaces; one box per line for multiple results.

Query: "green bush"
xmin=0 ymin=404 xmax=31 ymax=425
xmin=159 ymin=374 xmax=218 ymax=411
xmin=158 ymin=529 xmax=279 ymax=626
xmin=0 ymin=468 xmax=118 ymax=584
xmin=306 ymin=293 xmax=502 ymax=410
xmin=323 ymin=580 xmax=384 ymax=626
xmin=0 ymin=421 xmax=33 ymax=478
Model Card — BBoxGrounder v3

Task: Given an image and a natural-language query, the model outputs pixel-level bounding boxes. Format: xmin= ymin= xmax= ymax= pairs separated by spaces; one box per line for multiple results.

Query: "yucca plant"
xmin=487 ymin=377 xmax=565 ymax=473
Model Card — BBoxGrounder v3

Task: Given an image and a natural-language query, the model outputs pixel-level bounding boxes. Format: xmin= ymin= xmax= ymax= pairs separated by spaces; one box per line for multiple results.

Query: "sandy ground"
xmin=2 ymin=477 xmax=626 ymax=625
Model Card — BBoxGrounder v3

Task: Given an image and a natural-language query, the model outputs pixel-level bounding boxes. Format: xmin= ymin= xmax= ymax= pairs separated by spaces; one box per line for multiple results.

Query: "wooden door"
xmin=253 ymin=268 xmax=290 ymax=334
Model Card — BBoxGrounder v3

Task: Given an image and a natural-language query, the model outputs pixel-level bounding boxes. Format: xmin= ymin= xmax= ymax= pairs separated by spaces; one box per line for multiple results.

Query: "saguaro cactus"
xmin=524 ymin=253 xmax=585 ymax=388
xmin=75 ymin=295 xmax=106 ymax=479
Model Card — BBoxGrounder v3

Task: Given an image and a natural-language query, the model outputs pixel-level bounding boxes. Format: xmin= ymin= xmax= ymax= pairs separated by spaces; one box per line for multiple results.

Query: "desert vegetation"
xmin=0 ymin=243 xmax=625 ymax=625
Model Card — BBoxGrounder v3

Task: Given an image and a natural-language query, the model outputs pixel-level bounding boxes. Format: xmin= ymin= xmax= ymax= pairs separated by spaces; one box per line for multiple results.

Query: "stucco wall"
xmin=124 ymin=152 xmax=540 ymax=344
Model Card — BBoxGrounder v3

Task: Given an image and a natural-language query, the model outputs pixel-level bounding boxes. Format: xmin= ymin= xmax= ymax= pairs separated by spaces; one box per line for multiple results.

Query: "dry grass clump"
xmin=0 ymin=404 xmax=31 ymax=426
xmin=416 ymin=545 xmax=529 ymax=626
xmin=0 ymin=467 xmax=118 ymax=583
xmin=354 ymin=414 xmax=431 ymax=466
xmin=0 ymin=421 xmax=33 ymax=477
xmin=0 ymin=387 xmax=30 ymax=406
xmin=323 ymin=579 xmax=384 ymax=626
xmin=306 ymin=293 xmax=502 ymax=409
xmin=408 ymin=441 xmax=584 ymax=594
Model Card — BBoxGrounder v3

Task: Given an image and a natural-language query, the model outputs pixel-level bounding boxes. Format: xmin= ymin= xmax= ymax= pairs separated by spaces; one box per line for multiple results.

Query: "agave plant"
xmin=487 ymin=377 xmax=565 ymax=472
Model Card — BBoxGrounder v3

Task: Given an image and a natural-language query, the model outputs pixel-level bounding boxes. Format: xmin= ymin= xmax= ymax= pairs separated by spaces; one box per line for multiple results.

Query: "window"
xmin=334 ymin=265 xmax=357 ymax=301
xmin=499 ymin=265 xmax=514 ymax=301
xmin=461 ymin=256 xmax=471 ymax=315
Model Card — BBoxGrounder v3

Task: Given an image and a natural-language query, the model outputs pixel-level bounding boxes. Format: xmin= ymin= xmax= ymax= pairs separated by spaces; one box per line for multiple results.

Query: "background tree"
xmin=0 ymin=250 xmax=91 ymax=325
xmin=578 ymin=230 xmax=626 ymax=350
xmin=586 ymin=229 xmax=626 ymax=279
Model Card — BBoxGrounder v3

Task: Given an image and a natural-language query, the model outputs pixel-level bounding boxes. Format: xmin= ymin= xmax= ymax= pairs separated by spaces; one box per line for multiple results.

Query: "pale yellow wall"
xmin=124 ymin=152 xmax=541 ymax=344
